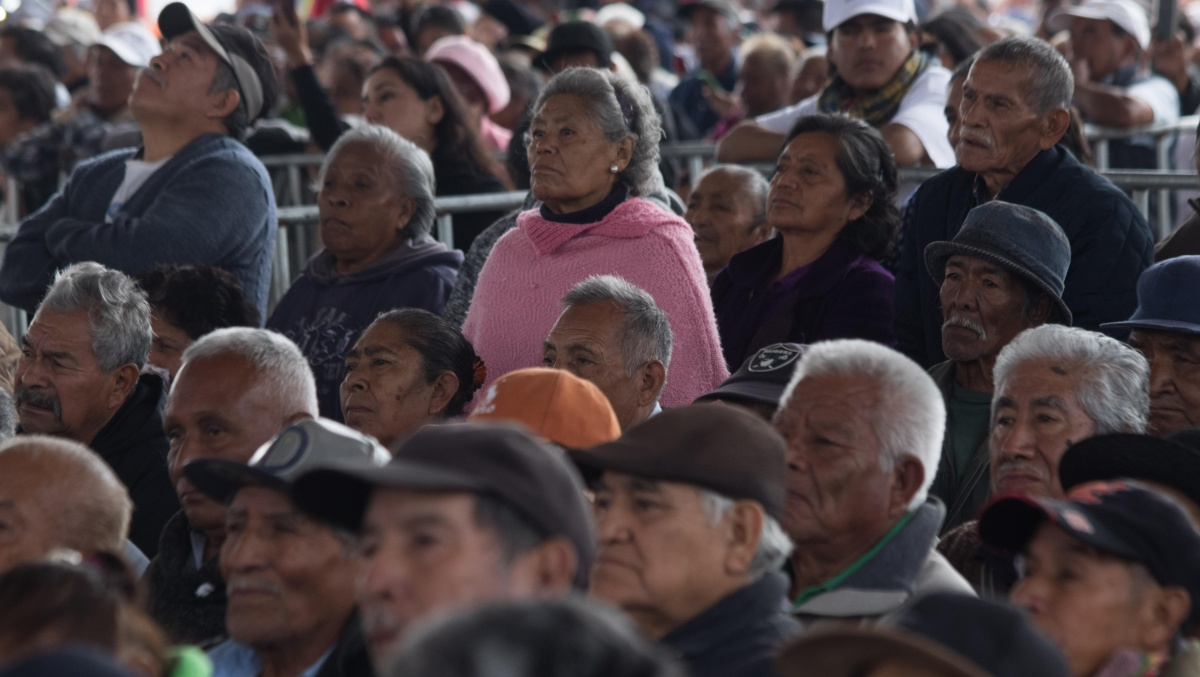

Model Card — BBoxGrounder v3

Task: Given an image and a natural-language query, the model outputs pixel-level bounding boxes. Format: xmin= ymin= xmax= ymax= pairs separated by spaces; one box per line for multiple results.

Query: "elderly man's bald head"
xmin=0 ymin=435 xmax=132 ymax=573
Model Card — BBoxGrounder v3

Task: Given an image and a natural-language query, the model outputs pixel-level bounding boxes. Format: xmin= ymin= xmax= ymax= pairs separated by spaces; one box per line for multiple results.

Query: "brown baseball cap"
xmin=468 ymin=367 xmax=621 ymax=449
xmin=291 ymin=422 xmax=597 ymax=588
xmin=569 ymin=403 xmax=788 ymax=520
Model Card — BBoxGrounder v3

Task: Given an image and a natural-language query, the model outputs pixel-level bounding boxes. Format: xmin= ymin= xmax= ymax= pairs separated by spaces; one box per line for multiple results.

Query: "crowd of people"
xmin=0 ymin=0 xmax=1199 ymax=674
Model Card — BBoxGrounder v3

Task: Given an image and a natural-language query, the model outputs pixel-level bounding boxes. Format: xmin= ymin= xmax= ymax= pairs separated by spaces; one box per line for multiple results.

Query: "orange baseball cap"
xmin=469 ymin=368 xmax=621 ymax=449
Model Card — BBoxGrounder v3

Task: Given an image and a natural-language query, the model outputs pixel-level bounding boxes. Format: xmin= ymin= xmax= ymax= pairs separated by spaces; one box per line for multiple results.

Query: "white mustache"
xmin=959 ymin=128 xmax=994 ymax=148
xmin=943 ymin=315 xmax=988 ymax=340
xmin=226 ymin=579 xmax=283 ymax=596
xmin=995 ymin=461 xmax=1047 ymax=483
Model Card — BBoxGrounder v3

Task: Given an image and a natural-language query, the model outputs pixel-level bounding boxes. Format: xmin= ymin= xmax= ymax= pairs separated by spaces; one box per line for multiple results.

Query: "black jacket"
xmin=660 ymin=573 xmax=801 ymax=677
xmin=144 ymin=510 xmax=227 ymax=647
xmin=90 ymin=373 xmax=178 ymax=558
xmin=895 ymin=146 xmax=1154 ymax=368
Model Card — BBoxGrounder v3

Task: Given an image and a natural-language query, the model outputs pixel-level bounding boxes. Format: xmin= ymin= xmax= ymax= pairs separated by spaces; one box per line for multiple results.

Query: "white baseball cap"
xmin=823 ymin=0 xmax=917 ymax=32
xmin=96 ymin=21 xmax=162 ymax=68
xmin=1046 ymin=0 xmax=1151 ymax=50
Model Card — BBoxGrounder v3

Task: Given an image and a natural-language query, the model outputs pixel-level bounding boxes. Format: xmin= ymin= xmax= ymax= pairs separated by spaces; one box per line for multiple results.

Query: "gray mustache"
xmin=15 ymin=385 xmax=62 ymax=420
xmin=943 ymin=315 xmax=988 ymax=340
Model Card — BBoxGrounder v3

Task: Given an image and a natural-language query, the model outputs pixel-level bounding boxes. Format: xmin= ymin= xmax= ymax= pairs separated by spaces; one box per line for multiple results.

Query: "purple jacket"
xmin=712 ymin=238 xmax=896 ymax=370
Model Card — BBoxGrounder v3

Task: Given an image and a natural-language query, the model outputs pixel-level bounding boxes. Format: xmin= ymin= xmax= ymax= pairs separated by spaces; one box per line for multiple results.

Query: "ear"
xmin=206 ymin=87 xmax=241 ymax=120
xmin=425 ymin=94 xmax=445 ymax=127
xmin=394 ymin=197 xmax=417 ymax=234
xmin=426 ymin=371 xmax=460 ymax=416
xmin=886 ymin=453 xmax=925 ymax=520
xmin=723 ymin=500 xmax=765 ymax=576
xmin=847 ymin=190 xmax=873 ymax=223
xmin=1040 ymin=108 xmax=1071 ymax=149
xmin=635 ymin=360 xmax=666 ymax=407
xmin=1028 ymin=294 xmax=1054 ymax=325
xmin=1138 ymin=585 xmax=1191 ymax=648
xmin=612 ymin=135 xmax=635 ymax=173
xmin=518 ymin=537 xmax=578 ymax=592
xmin=108 ymin=363 xmax=141 ymax=409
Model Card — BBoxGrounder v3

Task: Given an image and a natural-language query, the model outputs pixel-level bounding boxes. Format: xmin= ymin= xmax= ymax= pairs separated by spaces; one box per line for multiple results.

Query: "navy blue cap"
xmin=925 ymin=201 xmax=1072 ymax=325
xmin=777 ymin=593 xmax=1070 ymax=677
xmin=980 ymin=479 xmax=1200 ymax=627
xmin=1102 ymin=256 xmax=1200 ymax=334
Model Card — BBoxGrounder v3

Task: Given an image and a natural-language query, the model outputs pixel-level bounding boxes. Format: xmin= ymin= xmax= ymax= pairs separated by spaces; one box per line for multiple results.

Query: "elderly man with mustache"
xmin=923 ymin=201 xmax=1072 ymax=533
xmin=938 ymin=324 xmax=1149 ymax=596
xmin=895 ymin=36 xmax=1153 ymax=370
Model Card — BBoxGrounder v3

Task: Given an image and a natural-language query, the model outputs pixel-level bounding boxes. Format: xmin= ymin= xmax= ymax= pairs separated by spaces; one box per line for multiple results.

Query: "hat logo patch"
xmin=749 ymin=345 xmax=802 ymax=372
xmin=1062 ymin=508 xmax=1094 ymax=534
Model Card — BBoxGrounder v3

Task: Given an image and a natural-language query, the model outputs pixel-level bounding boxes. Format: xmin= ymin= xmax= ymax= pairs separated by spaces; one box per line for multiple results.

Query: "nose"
xmin=1009 ymin=572 xmax=1046 ymax=616
xmin=960 ymin=94 xmax=984 ymax=129
xmin=149 ymin=52 xmax=166 ymax=70
xmin=360 ymin=548 xmax=405 ymax=603
xmin=595 ymin=503 xmax=632 ymax=546
xmin=222 ymin=527 xmax=267 ymax=574
xmin=997 ymin=418 xmax=1037 ymax=462
xmin=1147 ymin=355 xmax=1177 ymax=397
xmin=323 ymin=185 xmax=349 ymax=209
xmin=948 ymin=279 xmax=979 ymax=311
xmin=15 ymin=354 xmax=47 ymax=388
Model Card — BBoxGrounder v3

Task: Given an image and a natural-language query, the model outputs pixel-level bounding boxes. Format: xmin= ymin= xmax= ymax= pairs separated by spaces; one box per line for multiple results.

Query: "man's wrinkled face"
xmin=1011 ymin=523 xmax=1159 ymax=677
xmin=939 ymin=255 xmax=1036 ymax=365
xmin=15 ymin=310 xmax=124 ymax=445
xmin=956 ymin=60 xmax=1049 ymax=178
xmin=165 ymin=355 xmax=292 ymax=536
xmin=357 ymin=490 xmax=534 ymax=667
xmin=989 ymin=359 xmax=1096 ymax=499
xmin=829 ymin=15 xmax=916 ymax=93
xmin=221 ymin=488 xmax=357 ymax=651
xmin=130 ymin=31 xmax=225 ymax=124
xmin=544 ymin=301 xmax=642 ymax=429
xmin=589 ymin=473 xmax=731 ymax=635
xmin=1128 ymin=330 xmax=1200 ymax=437
xmin=0 ymin=454 xmax=61 ymax=574
xmin=774 ymin=374 xmax=897 ymax=545
xmin=945 ymin=76 xmax=964 ymax=148
xmin=685 ymin=170 xmax=764 ymax=277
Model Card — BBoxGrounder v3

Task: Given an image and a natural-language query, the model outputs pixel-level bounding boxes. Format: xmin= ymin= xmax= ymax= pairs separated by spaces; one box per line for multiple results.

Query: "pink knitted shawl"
xmin=463 ymin=198 xmax=729 ymax=407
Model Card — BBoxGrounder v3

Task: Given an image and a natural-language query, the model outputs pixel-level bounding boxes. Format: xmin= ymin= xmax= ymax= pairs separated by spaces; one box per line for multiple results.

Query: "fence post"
xmin=437 ymin=214 xmax=454 ymax=249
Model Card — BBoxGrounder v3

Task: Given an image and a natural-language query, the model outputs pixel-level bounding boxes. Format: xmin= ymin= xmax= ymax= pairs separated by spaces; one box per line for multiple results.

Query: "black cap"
xmin=292 ymin=422 xmax=597 ymax=589
xmin=979 ymin=479 xmax=1200 ymax=627
xmin=539 ymin=21 xmax=614 ymax=71
xmin=185 ymin=418 xmax=391 ymax=505
xmin=1059 ymin=431 xmax=1200 ymax=510
xmin=696 ymin=343 xmax=807 ymax=407
xmin=158 ymin=2 xmax=279 ymax=122
xmin=777 ymin=593 xmax=1070 ymax=677
xmin=569 ymin=403 xmax=788 ymax=521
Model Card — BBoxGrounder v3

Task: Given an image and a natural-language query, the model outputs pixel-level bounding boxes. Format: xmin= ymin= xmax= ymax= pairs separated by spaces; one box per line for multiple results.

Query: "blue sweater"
xmin=0 ymin=133 xmax=277 ymax=319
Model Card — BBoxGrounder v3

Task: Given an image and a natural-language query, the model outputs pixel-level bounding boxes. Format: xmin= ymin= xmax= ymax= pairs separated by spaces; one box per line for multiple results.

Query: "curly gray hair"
xmin=528 ymin=68 xmax=662 ymax=197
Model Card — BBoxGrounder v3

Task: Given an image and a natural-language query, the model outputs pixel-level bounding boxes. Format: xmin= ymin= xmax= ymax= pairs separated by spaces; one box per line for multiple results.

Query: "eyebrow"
xmin=1031 ymin=396 xmax=1070 ymax=411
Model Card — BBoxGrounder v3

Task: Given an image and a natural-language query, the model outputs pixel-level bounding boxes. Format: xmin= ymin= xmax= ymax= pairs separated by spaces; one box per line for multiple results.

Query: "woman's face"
xmin=148 ymin=313 xmax=193 ymax=382
xmin=527 ymin=93 xmax=631 ymax=214
xmin=768 ymin=131 xmax=870 ymax=235
xmin=362 ymin=69 xmax=441 ymax=152
xmin=319 ymin=143 xmax=413 ymax=275
xmin=340 ymin=322 xmax=445 ymax=448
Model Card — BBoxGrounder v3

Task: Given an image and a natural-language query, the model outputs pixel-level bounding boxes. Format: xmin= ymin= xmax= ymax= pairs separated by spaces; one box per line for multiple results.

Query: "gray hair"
xmin=698 ymin=165 xmax=770 ymax=231
xmin=779 ymin=340 xmax=945 ymax=511
xmin=993 ymin=325 xmax=1149 ymax=434
xmin=561 ymin=275 xmax=673 ymax=373
xmin=973 ymin=36 xmax=1074 ymax=114
xmin=38 ymin=262 xmax=151 ymax=372
xmin=319 ymin=124 xmax=437 ymax=239
xmin=0 ymin=390 xmax=15 ymax=444
xmin=180 ymin=327 xmax=319 ymax=417
xmin=388 ymin=597 xmax=685 ymax=677
xmin=529 ymin=68 xmax=663 ymax=197
xmin=0 ymin=435 xmax=132 ymax=555
xmin=700 ymin=490 xmax=793 ymax=580
xmin=739 ymin=32 xmax=796 ymax=76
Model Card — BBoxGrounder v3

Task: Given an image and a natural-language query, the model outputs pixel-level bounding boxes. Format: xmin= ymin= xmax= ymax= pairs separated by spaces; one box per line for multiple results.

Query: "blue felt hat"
xmin=925 ymin=201 xmax=1073 ymax=326
xmin=1102 ymin=256 xmax=1200 ymax=334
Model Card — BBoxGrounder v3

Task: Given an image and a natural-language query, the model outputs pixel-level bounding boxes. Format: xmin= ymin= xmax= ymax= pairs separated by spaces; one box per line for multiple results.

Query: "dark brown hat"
xmin=568 ymin=403 xmax=788 ymax=520
xmin=291 ymin=422 xmax=597 ymax=588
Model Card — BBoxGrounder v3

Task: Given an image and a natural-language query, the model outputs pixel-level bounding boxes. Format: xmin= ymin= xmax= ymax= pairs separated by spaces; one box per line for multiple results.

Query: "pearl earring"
xmin=610 ymin=164 xmax=619 ymax=173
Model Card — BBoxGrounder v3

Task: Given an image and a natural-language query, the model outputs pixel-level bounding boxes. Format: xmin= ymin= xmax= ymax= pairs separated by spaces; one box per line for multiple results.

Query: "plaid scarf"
xmin=817 ymin=51 xmax=935 ymax=126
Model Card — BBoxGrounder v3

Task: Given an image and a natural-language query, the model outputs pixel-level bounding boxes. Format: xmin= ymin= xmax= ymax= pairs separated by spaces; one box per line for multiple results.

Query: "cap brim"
xmin=184 ymin=458 xmax=289 ymax=505
xmin=158 ymin=2 xmax=265 ymax=121
xmin=980 ymin=494 xmax=1145 ymax=563
xmin=1101 ymin=318 xmax=1200 ymax=334
xmin=291 ymin=457 xmax=486 ymax=532
xmin=695 ymin=381 xmax=785 ymax=407
xmin=1045 ymin=6 xmax=1109 ymax=34
xmin=1060 ymin=434 xmax=1200 ymax=507
xmin=925 ymin=241 xmax=1073 ymax=325
xmin=777 ymin=628 xmax=987 ymax=677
